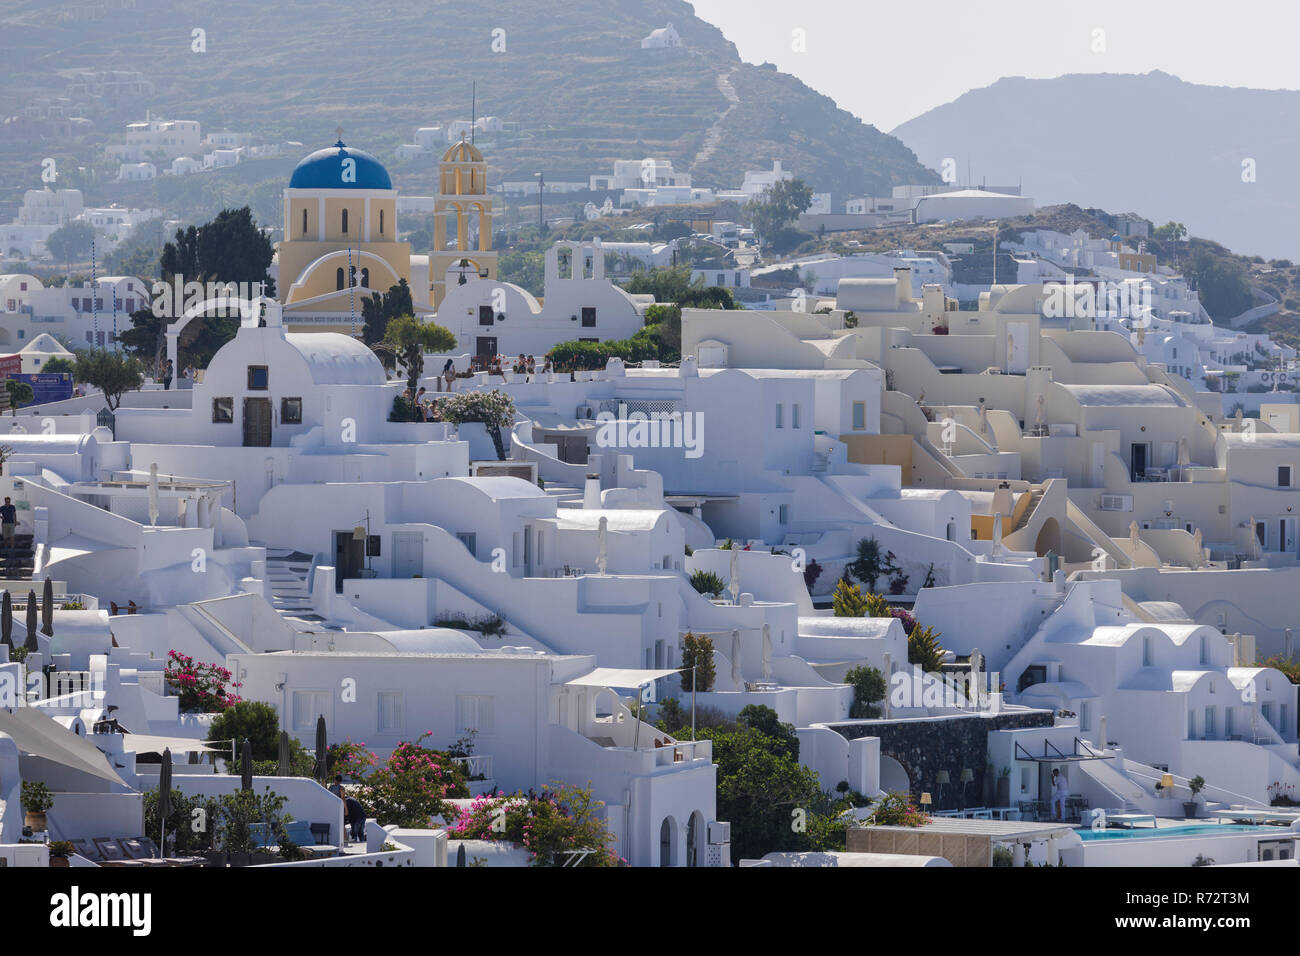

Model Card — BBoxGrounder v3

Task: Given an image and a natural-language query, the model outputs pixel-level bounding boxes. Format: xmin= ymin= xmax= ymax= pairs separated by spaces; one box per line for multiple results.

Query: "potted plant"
xmin=21 ymin=781 xmax=54 ymax=831
xmin=1184 ymin=775 xmax=1205 ymax=818
xmin=48 ymin=840 xmax=74 ymax=867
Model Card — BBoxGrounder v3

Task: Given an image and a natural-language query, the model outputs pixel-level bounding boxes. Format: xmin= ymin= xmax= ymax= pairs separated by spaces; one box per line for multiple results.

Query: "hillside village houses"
xmin=9 ymin=136 xmax=1300 ymax=870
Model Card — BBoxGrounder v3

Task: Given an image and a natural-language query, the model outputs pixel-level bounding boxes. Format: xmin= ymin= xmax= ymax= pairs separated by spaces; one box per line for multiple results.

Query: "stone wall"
xmin=829 ymin=710 xmax=1054 ymax=810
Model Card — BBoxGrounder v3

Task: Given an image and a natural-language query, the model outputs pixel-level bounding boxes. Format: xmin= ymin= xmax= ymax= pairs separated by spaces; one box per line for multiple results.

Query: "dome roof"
xmin=289 ymin=140 xmax=392 ymax=190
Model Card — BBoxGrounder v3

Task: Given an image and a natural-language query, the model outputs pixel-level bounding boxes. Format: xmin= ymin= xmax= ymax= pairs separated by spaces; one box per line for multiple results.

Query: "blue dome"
xmin=289 ymin=141 xmax=392 ymax=190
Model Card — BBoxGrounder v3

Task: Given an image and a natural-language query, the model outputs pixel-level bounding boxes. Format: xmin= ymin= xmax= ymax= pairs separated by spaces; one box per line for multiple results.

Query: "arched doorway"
xmin=686 ymin=810 xmax=705 ymax=867
xmin=880 ymin=755 xmax=911 ymax=795
xmin=659 ymin=816 xmax=677 ymax=867
xmin=1034 ymin=516 xmax=1062 ymax=557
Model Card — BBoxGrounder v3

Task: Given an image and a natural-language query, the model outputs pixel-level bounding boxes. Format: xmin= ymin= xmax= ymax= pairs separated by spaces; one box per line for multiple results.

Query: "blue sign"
xmin=12 ymin=372 xmax=73 ymax=407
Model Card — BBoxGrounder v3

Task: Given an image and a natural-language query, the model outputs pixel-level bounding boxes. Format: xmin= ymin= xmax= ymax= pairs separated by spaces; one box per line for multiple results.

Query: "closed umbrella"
xmin=730 ymin=629 xmax=741 ymax=687
xmin=277 ymin=731 xmax=291 ymax=777
xmin=314 ymin=715 xmax=328 ymax=782
xmin=23 ymin=590 xmax=38 ymax=652
xmin=148 ymin=462 xmax=160 ymax=527
xmin=40 ymin=577 xmax=53 ymax=637
xmin=1 ymin=590 xmax=11 ymax=653
xmin=456 ymin=843 xmax=466 ymax=867
xmin=240 ymin=737 xmax=253 ymax=791
xmin=728 ymin=547 xmax=740 ymax=603
xmin=158 ymin=748 xmax=173 ymax=858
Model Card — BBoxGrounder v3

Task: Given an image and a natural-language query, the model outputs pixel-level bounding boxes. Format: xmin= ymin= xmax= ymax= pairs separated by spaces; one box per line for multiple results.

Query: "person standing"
xmin=162 ymin=359 xmax=173 ymax=391
xmin=1051 ymin=769 xmax=1069 ymax=820
xmin=0 ymin=497 xmax=15 ymax=549
xmin=344 ymin=795 xmax=367 ymax=843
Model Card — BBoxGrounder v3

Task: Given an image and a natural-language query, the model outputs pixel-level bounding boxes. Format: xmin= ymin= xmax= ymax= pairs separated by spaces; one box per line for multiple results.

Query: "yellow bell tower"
xmin=431 ymin=137 xmax=496 ymax=308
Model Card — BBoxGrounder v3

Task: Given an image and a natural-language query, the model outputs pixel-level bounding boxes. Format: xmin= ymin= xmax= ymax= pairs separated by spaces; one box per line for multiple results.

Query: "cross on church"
xmin=336 ymin=125 xmax=344 ymax=143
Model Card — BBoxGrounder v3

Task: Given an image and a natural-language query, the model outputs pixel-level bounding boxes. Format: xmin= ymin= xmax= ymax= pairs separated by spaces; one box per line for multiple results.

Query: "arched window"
xmin=360 ymin=268 xmax=370 ymax=288
xmin=302 ymin=208 xmax=308 ymax=236
xmin=335 ymin=267 xmax=345 ymax=290
xmin=379 ymin=209 xmax=384 ymax=235
xmin=341 ymin=208 xmax=349 ymax=234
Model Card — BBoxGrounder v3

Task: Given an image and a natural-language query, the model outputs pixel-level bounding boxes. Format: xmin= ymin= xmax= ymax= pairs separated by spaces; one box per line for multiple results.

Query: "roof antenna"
xmin=471 ymin=81 xmax=476 ymax=146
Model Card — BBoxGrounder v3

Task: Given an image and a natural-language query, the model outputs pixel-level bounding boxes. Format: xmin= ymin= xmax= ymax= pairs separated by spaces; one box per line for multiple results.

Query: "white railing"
xmin=453 ymin=754 xmax=493 ymax=779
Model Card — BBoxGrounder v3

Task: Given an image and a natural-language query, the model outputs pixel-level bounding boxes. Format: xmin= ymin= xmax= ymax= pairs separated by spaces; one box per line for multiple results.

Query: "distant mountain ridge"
xmin=0 ymin=0 xmax=937 ymax=202
xmin=892 ymin=70 xmax=1300 ymax=259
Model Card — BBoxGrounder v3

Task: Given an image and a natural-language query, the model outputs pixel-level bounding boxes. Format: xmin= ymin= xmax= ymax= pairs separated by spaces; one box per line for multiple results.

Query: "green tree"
xmin=848 ymin=537 xmax=899 ymax=592
xmin=46 ymin=220 xmax=97 ymax=265
xmin=497 ymin=250 xmax=546 ymax=296
xmin=72 ymin=349 xmax=144 ymax=410
xmin=382 ymin=313 xmax=457 ymax=390
xmin=624 ymin=265 xmax=740 ymax=309
xmin=680 ymin=632 xmax=716 ymax=692
xmin=736 ymin=705 xmax=798 ymax=760
xmin=844 ymin=666 xmax=886 ymax=719
xmin=1153 ymin=221 xmax=1187 ymax=243
xmin=41 ymin=357 xmax=74 ymax=375
xmin=832 ymin=578 xmax=867 ymax=617
xmin=206 ymin=701 xmax=281 ymax=761
xmin=361 ymin=278 xmax=414 ymax=348
xmin=4 ymin=380 xmax=33 ymax=415
xmin=750 ymin=178 xmax=814 ymax=240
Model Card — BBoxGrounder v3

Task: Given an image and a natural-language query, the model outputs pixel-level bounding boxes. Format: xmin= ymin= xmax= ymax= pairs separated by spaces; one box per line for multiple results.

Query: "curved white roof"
xmin=798 ymin=616 xmax=899 ymax=638
xmin=443 ymin=475 xmax=548 ymax=500
xmin=372 ymin=628 xmax=483 ymax=654
xmin=284 ymin=332 xmax=386 ymax=385
xmin=553 ymin=509 xmax=665 ymax=531
xmin=1061 ymin=383 xmax=1181 ymax=407
xmin=20 ymin=333 xmax=74 ymax=356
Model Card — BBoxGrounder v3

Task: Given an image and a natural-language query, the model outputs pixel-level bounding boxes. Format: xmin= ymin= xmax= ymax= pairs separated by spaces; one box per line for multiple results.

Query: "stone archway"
xmin=880 ymin=754 xmax=911 ymax=795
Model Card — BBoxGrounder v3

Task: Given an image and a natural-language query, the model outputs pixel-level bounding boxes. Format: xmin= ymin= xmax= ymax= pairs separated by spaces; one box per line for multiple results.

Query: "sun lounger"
xmin=1105 ymin=813 xmax=1157 ymax=829
xmin=93 ymin=837 xmax=148 ymax=866
xmin=283 ymin=820 xmax=337 ymax=858
xmin=121 ymin=836 xmax=203 ymax=866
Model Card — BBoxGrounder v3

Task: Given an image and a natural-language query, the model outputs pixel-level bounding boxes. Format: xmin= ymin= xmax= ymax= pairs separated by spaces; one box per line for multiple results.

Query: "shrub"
xmin=359 ymin=732 xmax=470 ymax=828
xmin=215 ymin=786 xmax=289 ymax=854
xmin=847 ymin=537 xmax=900 ymax=592
xmin=439 ymin=389 xmax=517 ymax=460
xmin=867 ymin=791 xmax=929 ymax=827
xmin=21 ymin=780 xmax=54 ymax=814
xmin=328 ymin=739 xmax=379 ymax=782
xmin=689 ymin=569 xmax=725 ymax=597
xmin=832 ymin=578 xmax=867 ymax=617
xmin=144 ymin=788 xmax=221 ymax=855
xmin=803 ymin=558 xmax=823 ymax=591
xmin=844 ymin=666 xmax=886 ymax=719
xmin=908 ymin=623 xmax=947 ymax=672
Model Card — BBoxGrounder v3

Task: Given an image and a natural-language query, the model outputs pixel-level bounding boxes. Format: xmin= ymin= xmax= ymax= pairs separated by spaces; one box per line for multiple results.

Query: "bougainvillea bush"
xmin=164 ymin=650 xmax=242 ymax=713
xmin=448 ymin=783 xmax=623 ymax=867
xmin=359 ymin=732 xmax=470 ymax=827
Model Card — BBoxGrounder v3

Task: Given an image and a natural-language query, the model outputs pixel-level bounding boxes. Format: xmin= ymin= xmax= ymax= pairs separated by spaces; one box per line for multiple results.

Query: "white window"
xmin=292 ymin=690 xmax=330 ymax=732
xmin=775 ymin=404 xmax=784 ymax=429
xmin=378 ymin=691 xmax=404 ymax=733
xmin=791 ymin=404 xmax=801 ymax=429
xmin=456 ymin=695 xmax=495 ymax=735
xmin=852 ymin=402 xmax=866 ymax=431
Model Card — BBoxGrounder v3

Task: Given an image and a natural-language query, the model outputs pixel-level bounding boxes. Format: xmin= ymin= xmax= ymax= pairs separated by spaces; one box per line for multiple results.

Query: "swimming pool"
xmin=1077 ymin=823 xmax=1282 ymax=841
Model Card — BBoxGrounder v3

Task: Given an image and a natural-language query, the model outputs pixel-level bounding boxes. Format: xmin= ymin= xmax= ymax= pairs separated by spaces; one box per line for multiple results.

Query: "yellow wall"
xmin=278 ymin=241 xmax=411 ymax=304
xmin=840 ymin=434 xmax=914 ymax=484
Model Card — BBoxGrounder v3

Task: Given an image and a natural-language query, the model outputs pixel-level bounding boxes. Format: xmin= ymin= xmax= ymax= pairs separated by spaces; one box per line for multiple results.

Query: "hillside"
xmin=891 ymin=70 xmax=1300 ymax=261
xmin=0 ymin=0 xmax=937 ymax=212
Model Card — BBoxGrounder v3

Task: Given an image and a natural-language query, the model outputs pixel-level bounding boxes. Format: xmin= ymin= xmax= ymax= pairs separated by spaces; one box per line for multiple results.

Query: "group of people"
xmin=404 ymin=385 xmax=445 ymax=422
xmin=157 ymin=360 xmax=199 ymax=391
xmin=329 ymin=775 xmax=368 ymax=843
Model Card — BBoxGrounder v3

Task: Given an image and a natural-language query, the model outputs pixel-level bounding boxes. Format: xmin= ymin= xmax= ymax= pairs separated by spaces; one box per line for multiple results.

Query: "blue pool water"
xmin=1078 ymin=823 xmax=1280 ymax=841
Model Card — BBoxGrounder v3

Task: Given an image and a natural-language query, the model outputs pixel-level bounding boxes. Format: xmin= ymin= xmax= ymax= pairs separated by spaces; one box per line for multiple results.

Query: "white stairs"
xmin=264 ymin=549 xmax=325 ymax=629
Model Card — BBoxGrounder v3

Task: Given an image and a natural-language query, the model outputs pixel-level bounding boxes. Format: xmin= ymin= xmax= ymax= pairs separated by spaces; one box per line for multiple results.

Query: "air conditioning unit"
xmin=1100 ymin=494 xmax=1132 ymax=512
xmin=708 ymin=821 xmax=730 ymax=844
xmin=575 ymin=404 xmax=594 ymax=419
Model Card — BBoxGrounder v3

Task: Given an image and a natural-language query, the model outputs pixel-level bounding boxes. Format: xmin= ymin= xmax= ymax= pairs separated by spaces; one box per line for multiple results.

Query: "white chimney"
xmin=894 ymin=267 xmax=911 ymax=305
xmin=584 ymin=474 xmax=601 ymax=510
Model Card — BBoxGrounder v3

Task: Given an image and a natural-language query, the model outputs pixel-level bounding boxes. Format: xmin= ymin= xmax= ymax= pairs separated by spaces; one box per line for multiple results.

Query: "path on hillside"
xmin=690 ymin=67 xmax=740 ymax=171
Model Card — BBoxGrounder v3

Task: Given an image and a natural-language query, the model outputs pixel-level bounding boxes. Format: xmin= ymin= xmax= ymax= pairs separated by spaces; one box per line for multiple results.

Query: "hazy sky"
xmin=689 ymin=0 xmax=1300 ymax=131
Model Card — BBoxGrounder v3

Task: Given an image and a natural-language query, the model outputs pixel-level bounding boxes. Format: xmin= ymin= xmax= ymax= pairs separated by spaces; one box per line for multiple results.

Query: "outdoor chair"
xmin=123 ymin=836 xmax=204 ymax=867
xmin=283 ymin=820 xmax=337 ymax=858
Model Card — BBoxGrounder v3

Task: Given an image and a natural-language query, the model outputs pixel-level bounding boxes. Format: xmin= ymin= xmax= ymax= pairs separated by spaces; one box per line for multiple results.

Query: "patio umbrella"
xmin=730 ymin=629 xmax=741 ymax=687
xmin=1 ymin=590 xmax=12 ymax=653
xmin=277 ymin=731 xmax=291 ymax=777
xmin=456 ymin=843 xmax=466 ymax=867
xmin=147 ymin=462 xmax=160 ymax=527
xmin=158 ymin=748 xmax=173 ymax=857
xmin=240 ymin=737 xmax=253 ymax=791
xmin=40 ymin=577 xmax=53 ymax=637
xmin=596 ymin=516 xmax=608 ymax=575
xmin=314 ymin=715 xmax=328 ymax=782
xmin=761 ymin=623 xmax=772 ymax=683
xmin=728 ymin=548 xmax=740 ymax=603
xmin=23 ymin=590 xmax=38 ymax=652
